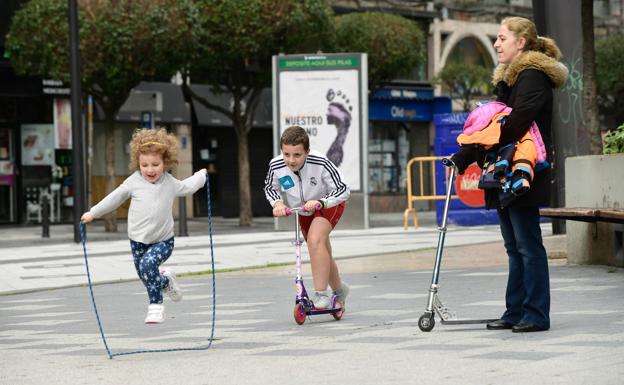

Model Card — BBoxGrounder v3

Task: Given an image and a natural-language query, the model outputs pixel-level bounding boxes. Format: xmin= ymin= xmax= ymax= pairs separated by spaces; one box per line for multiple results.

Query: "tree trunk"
xmin=581 ymin=0 xmax=603 ymax=155
xmin=185 ymin=82 xmax=258 ymax=226
xmin=462 ymin=95 xmax=471 ymax=112
xmin=236 ymin=122 xmax=253 ymax=226
xmin=103 ymin=112 xmax=117 ymax=232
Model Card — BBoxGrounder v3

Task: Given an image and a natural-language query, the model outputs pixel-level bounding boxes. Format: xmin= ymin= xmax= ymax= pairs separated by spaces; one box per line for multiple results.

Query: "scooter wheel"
xmin=332 ymin=305 xmax=344 ymax=321
xmin=294 ymin=303 xmax=306 ymax=325
xmin=418 ymin=313 xmax=435 ymax=332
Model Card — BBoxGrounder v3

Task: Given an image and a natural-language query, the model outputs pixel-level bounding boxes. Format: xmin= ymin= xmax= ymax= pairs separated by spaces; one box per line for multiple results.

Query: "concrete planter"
xmin=565 ymin=154 xmax=624 ymax=266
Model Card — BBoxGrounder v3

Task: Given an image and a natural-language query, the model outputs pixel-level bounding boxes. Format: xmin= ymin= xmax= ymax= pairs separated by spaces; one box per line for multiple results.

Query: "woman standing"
xmin=452 ymin=17 xmax=568 ymax=332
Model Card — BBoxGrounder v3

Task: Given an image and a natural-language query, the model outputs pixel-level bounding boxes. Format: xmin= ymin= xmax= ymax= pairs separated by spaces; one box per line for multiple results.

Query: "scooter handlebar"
xmin=284 ymin=203 xmax=322 ymax=216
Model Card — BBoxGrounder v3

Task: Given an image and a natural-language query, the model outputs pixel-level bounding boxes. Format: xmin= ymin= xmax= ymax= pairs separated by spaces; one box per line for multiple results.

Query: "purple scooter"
xmin=284 ymin=206 xmax=344 ymax=325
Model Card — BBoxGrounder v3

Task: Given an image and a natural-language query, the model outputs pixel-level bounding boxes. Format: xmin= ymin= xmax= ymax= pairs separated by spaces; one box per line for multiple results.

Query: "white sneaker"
xmin=144 ymin=304 xmax=165 ymax=324
xmin=161 ymin=268 xmax=182 ymax=302
xmin=310 ymin=291 xmax=331 ymax=310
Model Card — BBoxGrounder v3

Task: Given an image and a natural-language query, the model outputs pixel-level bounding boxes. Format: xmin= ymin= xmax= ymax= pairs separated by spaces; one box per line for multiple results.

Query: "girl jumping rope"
xmin=264 ymin=125 xmax=351 ymax=310
xmin=81 ymin=128 xmax=207 ymax=324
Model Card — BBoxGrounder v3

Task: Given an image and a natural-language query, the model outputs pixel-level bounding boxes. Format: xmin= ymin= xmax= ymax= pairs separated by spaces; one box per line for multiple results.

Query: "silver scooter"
xmin=418 ymin=157 xmax=497 ymax=332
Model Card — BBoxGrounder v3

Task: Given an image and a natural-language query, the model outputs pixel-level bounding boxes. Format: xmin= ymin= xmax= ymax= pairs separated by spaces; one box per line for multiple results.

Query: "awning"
xmin=368 ymin=82 xmax=450 ymax=122
xmin=190 ymin=86 xmax=273 ymax=128
xmin=93 ymin=82 xmax=190 ymax=124
xmin=115 ymin=82 xmax=190 ymax=124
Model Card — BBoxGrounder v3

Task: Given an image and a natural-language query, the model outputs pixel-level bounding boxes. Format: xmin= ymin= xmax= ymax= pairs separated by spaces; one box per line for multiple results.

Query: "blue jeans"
xmin=130 ymin=238 xmax=174 ymax=304
xmin=497 ymin=206 xmax=550 ymax=329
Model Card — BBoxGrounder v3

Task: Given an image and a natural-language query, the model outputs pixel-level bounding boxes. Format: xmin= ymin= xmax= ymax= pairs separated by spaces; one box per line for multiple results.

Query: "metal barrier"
xmin=403 ymin=156 xmax=457 ymax=230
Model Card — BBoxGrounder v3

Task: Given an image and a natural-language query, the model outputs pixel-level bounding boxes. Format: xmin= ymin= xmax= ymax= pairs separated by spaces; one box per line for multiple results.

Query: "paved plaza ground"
xmin=2 ymin=236 xmax=623 ymax=385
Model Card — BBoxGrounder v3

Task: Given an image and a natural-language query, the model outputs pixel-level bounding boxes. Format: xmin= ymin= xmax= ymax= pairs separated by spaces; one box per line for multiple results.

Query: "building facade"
xmin=2 ymin=0 xmax=623 ymax=224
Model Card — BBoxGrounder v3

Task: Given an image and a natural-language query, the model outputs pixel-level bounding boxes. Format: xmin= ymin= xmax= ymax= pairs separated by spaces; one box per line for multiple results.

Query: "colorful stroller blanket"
xmin=456 ymin=102 xmax=549 ymax=207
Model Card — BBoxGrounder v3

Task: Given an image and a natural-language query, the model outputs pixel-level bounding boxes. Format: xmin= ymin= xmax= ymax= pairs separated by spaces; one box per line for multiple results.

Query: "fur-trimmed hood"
xmin=492 ymin=51 xmax=568 ymax=88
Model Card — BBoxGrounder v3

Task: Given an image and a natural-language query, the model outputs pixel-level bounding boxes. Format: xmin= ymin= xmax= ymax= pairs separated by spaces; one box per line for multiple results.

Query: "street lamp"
xmin=69 ymin=0 xmax=87 ymax=243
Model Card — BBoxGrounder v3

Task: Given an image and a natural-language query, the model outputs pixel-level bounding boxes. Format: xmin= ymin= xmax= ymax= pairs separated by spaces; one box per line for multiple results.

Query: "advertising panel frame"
xmin=272 ymin=53 xmax=369 ymax=228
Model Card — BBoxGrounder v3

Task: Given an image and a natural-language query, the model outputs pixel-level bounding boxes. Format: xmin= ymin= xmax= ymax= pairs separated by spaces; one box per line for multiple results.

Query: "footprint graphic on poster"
xmin=325 ymin=89 xmax=352 ymax=167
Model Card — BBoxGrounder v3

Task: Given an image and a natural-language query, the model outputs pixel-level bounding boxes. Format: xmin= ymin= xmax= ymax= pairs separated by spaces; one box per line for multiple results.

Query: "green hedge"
xmin=603 ymin=123 xmax=624 ymax=154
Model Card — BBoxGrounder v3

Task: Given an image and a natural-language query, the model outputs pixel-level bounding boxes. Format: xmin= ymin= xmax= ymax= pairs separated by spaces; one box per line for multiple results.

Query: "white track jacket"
xmin=264 ymin=150 xmax=350 ymax=215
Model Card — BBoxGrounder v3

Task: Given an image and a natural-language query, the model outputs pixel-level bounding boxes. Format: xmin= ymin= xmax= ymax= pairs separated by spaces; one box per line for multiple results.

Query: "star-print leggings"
xmin=130 ymin=237 xmax=174 ymax=304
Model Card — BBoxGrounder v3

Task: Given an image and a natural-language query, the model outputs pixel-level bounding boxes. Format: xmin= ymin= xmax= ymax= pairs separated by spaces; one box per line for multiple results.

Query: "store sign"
xmin=375 ymin=88 xmax=434 ymax=100
xmin=369 ymin=99 xmax=431 ymax=122
xmin=391 ymin=105 xmax=417 ymax=119
xmin=454 ymin=163 xmax=485 ymax=207
xmin=274 ymin=53 xmax=366 ymax=191
xmin=434 ymin=112 xmax=470 ymax=126
xmin=42 ymin=79 xmax=70 ymax=95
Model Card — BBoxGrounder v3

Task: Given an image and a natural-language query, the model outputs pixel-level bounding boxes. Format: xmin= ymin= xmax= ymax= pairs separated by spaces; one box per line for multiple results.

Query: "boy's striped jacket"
xmin=264 ymin=149 xmax=350 ymax=215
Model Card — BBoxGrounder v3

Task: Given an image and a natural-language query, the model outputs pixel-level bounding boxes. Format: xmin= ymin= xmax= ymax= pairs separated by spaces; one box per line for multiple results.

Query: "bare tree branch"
xmin=182 ymin=82 xmax=234 ymax=120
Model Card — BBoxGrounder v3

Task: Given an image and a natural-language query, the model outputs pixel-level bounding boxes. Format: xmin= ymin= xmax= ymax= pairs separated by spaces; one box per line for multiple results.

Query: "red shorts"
xmin=299 ymin=201 xmax=346 ymax=241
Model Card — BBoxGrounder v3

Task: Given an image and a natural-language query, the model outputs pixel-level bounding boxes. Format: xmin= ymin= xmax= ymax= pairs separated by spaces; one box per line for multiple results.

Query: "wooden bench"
xmin=540 ymin=207 xmax=624 ymax=225
xmin=540 ymin=207 xmax=624 ymax=266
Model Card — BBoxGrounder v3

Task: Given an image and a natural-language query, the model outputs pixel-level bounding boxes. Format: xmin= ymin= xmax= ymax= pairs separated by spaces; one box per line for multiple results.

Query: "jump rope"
xmin=81 ymin=179 xmax=217 ymax=359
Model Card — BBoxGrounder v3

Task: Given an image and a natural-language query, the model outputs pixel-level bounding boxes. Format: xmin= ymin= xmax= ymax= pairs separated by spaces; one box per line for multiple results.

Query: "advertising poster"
xmin=21 ymin=124 xmax=55 ymax=165
xmin=53 ymin=98 xmax=72 ymax=149
xmin=275 ymin=54 xmax=366 ymax=191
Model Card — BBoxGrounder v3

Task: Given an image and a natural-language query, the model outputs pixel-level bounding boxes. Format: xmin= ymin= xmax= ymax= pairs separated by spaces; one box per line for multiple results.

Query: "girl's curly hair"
xmin=129 ymin=127 xmax=179 ymax=171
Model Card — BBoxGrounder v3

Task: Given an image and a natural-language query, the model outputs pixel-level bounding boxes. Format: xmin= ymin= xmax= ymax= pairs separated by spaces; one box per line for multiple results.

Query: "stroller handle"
xmin=441 ymin=157 xmax=455 ymax=167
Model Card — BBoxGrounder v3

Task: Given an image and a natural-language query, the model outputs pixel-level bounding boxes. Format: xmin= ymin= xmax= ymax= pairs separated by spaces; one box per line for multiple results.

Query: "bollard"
xmin=41 ymin=194 xmax=50 ymax=238
xmin=178 ymin=196 xmax=188 ymax=237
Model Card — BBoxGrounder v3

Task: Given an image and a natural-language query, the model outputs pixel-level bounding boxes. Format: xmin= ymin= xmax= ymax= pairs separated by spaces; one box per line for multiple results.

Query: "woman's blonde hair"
xmin=502 ymin=17 xmax=562 ymax=60
xmin=129 ymin=127 xmax=179 ymax=171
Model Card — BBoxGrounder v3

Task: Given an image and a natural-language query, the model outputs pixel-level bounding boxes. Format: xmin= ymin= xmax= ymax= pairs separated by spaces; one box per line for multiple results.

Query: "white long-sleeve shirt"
xmin=264 ymin=150 xmax=350 ymax=215
xmin=90 ymin=170 xmax=206 ymax=244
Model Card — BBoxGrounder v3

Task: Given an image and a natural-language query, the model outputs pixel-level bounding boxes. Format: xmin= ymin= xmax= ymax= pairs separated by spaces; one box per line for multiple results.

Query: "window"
xmin=447 ymin=37 xmax=494 ymax=68
xmin=368 ymin=122 xmax=409 ymax=193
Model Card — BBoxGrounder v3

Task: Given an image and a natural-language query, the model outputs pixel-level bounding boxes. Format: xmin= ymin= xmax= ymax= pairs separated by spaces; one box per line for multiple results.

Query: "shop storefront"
xmin=0 ymin=60 xmax=66 ymax=224
xmin=2 ymin=78 xmax=450 ymax=224
xmin=0 ymin=125 xmax=16 ymax=223
xmin=368 ymin=84 xmax=451 ymax=212
xmin=189 ymin=86 xmax=274 ymax=218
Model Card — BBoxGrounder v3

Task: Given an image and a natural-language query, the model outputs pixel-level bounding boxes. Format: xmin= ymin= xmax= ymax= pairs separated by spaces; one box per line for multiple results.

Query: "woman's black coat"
xmin=491 ymin=68 xmax=553 ymax=208
xmin=453 ymin=50 xmax=568 ymax=209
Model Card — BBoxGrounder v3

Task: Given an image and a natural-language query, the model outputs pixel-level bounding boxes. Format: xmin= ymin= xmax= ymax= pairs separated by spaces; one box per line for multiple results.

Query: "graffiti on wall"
xmin=556 ymin=53 xmax=583 ymax=129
